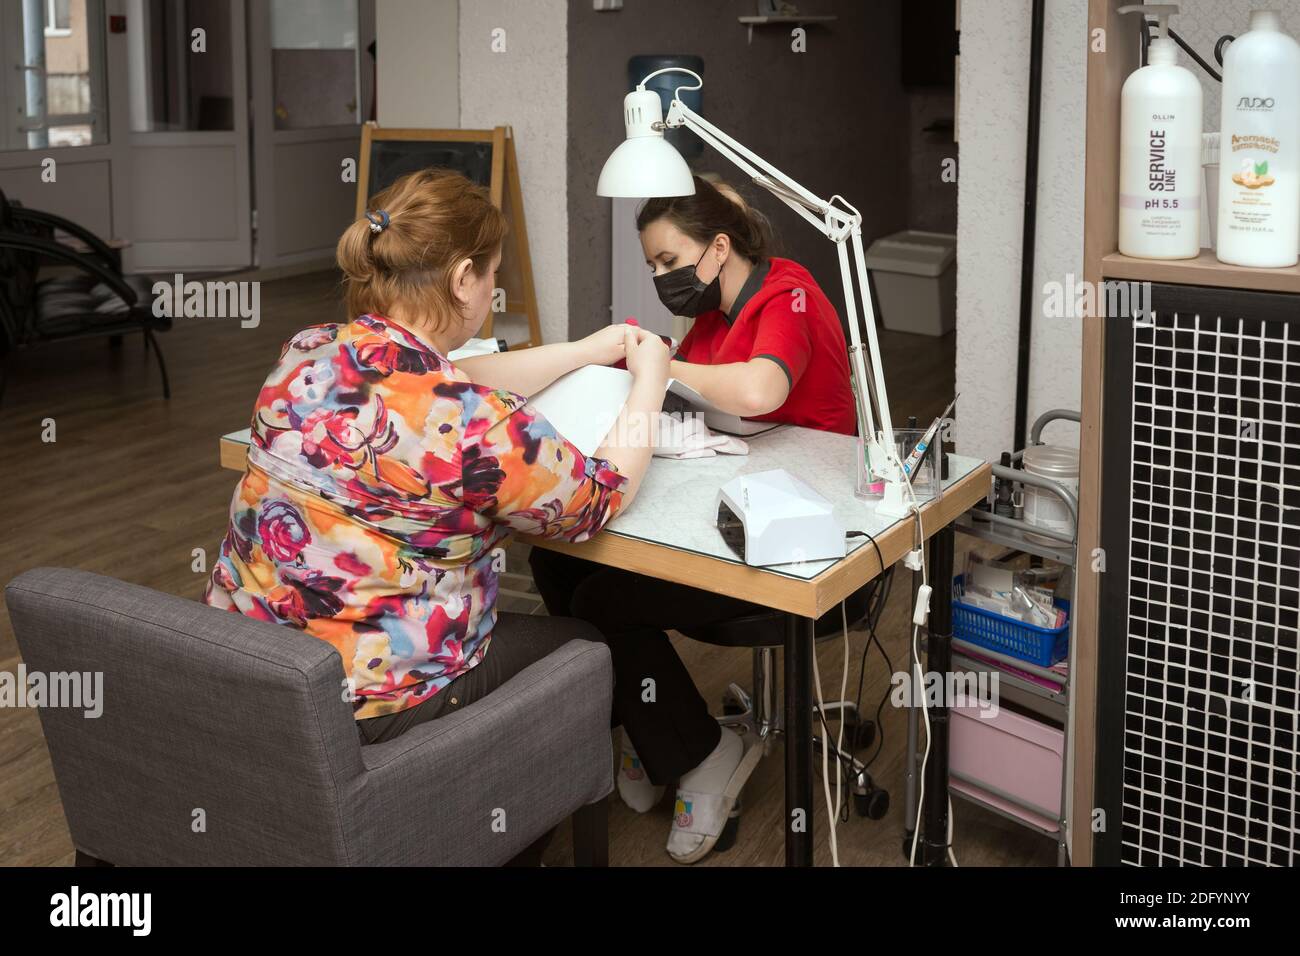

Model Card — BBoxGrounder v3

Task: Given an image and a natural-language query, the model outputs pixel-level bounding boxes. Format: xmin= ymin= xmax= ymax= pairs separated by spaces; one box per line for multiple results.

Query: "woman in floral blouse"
xmin=206 ymin=169 xmax=668 ymax=752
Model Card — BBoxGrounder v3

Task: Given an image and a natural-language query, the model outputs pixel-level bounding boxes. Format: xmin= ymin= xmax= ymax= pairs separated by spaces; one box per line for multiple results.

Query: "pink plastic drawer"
xmin=948 ymin=703 xmax=1064 ymax=830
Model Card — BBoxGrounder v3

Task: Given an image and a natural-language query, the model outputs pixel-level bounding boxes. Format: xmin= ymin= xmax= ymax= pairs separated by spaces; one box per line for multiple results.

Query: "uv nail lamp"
xmin=716 ymin=469 xmax=847 ymax=568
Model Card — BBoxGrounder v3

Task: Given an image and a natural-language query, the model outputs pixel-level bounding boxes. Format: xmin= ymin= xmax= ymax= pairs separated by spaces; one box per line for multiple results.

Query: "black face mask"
xmin=653 ymin=248 xmax=722 ymax=317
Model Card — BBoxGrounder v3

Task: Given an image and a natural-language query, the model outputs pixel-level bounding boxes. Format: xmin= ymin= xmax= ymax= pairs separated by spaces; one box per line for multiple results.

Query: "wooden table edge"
xmin=530 ymin=461 xmax=991 ymax=619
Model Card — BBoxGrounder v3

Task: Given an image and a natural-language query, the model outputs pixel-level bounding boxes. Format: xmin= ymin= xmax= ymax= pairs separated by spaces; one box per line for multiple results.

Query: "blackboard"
xmin=364 ymin=139 xmax=495 ymax=200
xmin=353 ymin=124 xmax=541 ymax=350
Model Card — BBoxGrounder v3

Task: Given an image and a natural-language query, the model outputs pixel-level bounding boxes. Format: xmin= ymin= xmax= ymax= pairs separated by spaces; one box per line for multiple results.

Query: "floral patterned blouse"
xmin=204 ymin=314 xmax=626 ymax=719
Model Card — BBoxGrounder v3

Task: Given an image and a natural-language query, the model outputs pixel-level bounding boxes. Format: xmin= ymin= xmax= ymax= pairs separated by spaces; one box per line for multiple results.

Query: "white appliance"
xmin=716 ymin=469 xmax=846 ymax=568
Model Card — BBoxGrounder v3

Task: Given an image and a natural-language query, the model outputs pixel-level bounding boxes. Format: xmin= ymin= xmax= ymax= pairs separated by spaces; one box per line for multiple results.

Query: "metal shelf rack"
xmin=903 ymin=409 xmax=1081 ymax=866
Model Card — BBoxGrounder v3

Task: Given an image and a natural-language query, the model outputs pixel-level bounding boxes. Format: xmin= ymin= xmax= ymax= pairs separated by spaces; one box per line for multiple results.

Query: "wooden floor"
xmin=0 ymin=270 xmax=1056 ymax=867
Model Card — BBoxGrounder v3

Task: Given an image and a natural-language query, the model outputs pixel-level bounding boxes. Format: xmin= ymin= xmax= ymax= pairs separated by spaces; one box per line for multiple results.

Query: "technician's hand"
xmin=579 ymin=322 xmax=655 ymax=367
xmin=624 ymin=325 xmax=670 ymax=383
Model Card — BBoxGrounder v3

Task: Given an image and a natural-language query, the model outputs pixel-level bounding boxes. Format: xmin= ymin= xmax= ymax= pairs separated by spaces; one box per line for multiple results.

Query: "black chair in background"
xmin=0 ymin=190 xmax=171 ymax=405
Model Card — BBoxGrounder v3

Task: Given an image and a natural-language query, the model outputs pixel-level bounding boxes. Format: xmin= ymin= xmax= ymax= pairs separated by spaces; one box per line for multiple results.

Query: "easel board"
xmin=356 ymin=124 xmax=541 ymax=349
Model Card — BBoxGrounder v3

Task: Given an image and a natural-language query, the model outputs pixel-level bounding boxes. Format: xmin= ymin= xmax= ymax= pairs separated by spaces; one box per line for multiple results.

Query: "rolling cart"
xmin=902 ymin=410 xmax=1080 ymax=866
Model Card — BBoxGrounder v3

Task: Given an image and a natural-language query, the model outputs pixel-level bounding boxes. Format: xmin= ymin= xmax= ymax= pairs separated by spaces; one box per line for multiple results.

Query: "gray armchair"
xmin=5 ymin=568 xmax=613 ymax=866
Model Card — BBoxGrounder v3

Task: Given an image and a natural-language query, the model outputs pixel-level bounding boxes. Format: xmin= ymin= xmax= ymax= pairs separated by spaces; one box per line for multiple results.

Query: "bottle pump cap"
xmin=1249 ymin=10 xmax=1281 ymax=32
xmin=1148 ymin=36 xmax=1177 ymax=65
xmin=1118 ymin=3 xmax=1181 ymax=64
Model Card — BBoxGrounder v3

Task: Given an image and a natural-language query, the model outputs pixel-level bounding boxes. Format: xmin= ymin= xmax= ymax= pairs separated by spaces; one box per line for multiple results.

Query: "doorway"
xmin=0 ymin=0 xmax=372 ymax=275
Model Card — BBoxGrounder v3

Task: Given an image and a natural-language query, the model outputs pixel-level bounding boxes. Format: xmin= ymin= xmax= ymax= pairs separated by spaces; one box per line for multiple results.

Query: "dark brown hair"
xmin=636 ymin=175 xmax=773 ymax=261
xmin=337 ymin=168 xmax=507 ymax=328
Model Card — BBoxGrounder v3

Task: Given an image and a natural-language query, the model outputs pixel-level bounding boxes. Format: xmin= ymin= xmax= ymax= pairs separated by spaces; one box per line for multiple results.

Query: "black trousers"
xmin=355 ymin=610 xmax=602 ymax=865
xmin=528 ymin=547 xmax=764 ymax=786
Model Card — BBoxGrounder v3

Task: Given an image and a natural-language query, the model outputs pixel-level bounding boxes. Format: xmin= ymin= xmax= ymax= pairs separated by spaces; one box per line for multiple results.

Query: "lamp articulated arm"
xmin=657 ymin=91 xmax=900 ymax=484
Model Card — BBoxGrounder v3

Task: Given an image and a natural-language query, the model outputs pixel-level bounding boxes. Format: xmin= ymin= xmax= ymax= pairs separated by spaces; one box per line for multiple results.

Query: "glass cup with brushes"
xmin=855 ymin=395 xmax=957 ymax=505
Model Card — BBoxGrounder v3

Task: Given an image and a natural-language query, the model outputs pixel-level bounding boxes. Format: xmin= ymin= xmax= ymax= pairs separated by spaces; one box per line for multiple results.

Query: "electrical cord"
xmin=906 ymin=478 xmax=930 ymax=867
xmin=861 ymin=604 xmax=896 ymax=771
xmin=830 ymin=566 xmax=895 ymax=779
xmin=825 ymin=458 xmax=966 ymax=862
xmin=884 ymin=450 xmax=959 ymax=869
xmin=846 ymin=527 xmax=885 ymax=571
xmin=811 ymin=598 xmax=850 ymax=866
xmin=845 ymin=529 xmax=893 ymax=767
xmin=801 ymin=526 xmax=894 ymax=827
xmin=908 ymin=592 xmax=930 ymax=867
xmin=813 ymin=692 xmax=857 ymax=824
xmin=816 ymin=530 xmax=894 ymax=807
xmin=810 ymin=583 xmax=893 ymax=825
xmin=859 ymin=566 xmax=894 ymax=769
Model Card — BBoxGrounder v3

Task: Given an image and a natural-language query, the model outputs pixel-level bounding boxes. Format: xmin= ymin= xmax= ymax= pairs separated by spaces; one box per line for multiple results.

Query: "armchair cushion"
xmin=350 ymin=638 xmax=615 ymax=866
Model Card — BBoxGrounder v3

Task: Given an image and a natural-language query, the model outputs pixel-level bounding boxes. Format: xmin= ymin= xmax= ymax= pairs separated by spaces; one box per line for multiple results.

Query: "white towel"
xmin=653 ymin=412 xmax=749 ymax=459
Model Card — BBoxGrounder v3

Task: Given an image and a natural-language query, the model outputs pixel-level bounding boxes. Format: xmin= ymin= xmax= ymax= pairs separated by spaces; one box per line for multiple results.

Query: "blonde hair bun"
xmin=336 ymin=168 xmax=507 ymax=330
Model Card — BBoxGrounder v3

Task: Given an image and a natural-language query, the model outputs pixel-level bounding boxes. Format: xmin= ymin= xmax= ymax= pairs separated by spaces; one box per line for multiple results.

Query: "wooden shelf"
xmin=1101 ymin=249 xmax=1300 ymax=296
xmin=738 ymin=14 xmax=836 ymax=41
xmin=737 ymin=15 xmax=838 ymax=24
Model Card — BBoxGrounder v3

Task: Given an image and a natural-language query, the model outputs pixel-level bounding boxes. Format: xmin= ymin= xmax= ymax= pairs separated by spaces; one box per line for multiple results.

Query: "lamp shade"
xmin=597 ymin=137 xmax=695 ymax=197
xmin=596 ymin=88 xmax=696 ymax=198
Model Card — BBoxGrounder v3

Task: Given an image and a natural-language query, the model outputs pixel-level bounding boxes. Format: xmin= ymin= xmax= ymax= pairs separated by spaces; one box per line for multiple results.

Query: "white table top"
xmin=222 ymin=425 xmax=983 ymax=582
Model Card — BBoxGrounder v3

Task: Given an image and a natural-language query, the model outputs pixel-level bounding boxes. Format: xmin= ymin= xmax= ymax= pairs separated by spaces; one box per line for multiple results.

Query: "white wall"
xmin=373 ymin=0 xmax=568 ymax=346
xmin=375 ymin=0 xmax=459 ymax=127
xmin=955 ymin=0 xmax=1087 ymax=464
xmin=458 ymin=0 xmax=568 ymax=347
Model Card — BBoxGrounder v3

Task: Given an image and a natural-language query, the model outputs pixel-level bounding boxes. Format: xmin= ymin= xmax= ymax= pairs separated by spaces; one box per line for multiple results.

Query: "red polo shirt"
xmin=677 ymin=257 xmax=856 ymax=435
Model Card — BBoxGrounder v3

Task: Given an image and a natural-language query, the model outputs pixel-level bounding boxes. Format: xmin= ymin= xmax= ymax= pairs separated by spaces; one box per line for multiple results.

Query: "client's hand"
xmin=580 ymin=322 xmax=655 ymax=367
xmin=624 ymin=325 xmax=670 ymax=382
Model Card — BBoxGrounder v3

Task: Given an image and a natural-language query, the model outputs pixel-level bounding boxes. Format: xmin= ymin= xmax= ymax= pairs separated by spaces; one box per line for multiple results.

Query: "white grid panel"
xmin=1122 ymin=306 xmax=1300 ymax=867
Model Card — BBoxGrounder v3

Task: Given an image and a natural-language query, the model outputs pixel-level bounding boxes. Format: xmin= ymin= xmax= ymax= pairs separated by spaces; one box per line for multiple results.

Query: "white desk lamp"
xmin=597 ymin=68 xmax=910 ymax=516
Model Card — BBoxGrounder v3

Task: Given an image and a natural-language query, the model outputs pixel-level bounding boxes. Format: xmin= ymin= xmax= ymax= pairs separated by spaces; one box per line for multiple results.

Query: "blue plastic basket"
xmin=951 ymin=576 xmax=1070 ymax=666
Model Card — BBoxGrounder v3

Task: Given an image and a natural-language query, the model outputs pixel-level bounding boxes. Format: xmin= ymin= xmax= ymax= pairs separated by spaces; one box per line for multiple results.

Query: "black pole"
xmin=784 ymin=613 xmax=815 ymax=866
xmin=922 ymin=526 xmax=956 ymax=866
xmin=1014 ymin=0 xmax=1046 ymax=450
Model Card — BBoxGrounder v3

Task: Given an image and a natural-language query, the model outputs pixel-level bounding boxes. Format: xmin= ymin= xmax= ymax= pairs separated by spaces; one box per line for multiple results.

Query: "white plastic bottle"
xmin=1119 ymin=5 xmax=1203 ymax=259
xmin=1217 ymin=10 xmax=1300 ymax=268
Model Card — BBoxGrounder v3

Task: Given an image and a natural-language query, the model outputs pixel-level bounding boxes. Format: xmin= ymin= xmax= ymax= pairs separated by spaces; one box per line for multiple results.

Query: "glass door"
xmin=0 ymin=0 xmax=109 ymax=151
xmin=122 ymin=0 xmax=251 ymax=272
xmin=247 ymin=0 xmax=373 ymax=270
xmin=0 ymin=0 xmax=120 ymax=240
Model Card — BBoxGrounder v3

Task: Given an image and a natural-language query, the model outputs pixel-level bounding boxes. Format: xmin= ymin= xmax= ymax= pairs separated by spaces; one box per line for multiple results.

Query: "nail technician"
xmin=529 ymin=175 xmax=856 ymax=863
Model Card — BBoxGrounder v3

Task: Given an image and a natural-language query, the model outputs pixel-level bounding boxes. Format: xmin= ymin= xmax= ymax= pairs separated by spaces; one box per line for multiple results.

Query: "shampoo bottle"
xmin=1217 ymin=10 xmax=1300 ymax=268
xmin=1118 ymin=4 xmax=1203 ymax=259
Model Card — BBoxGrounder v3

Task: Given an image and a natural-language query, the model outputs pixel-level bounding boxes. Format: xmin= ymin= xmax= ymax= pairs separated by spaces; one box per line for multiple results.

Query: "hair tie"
xmin=365 ymin=209 xmax=390 ymax=234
